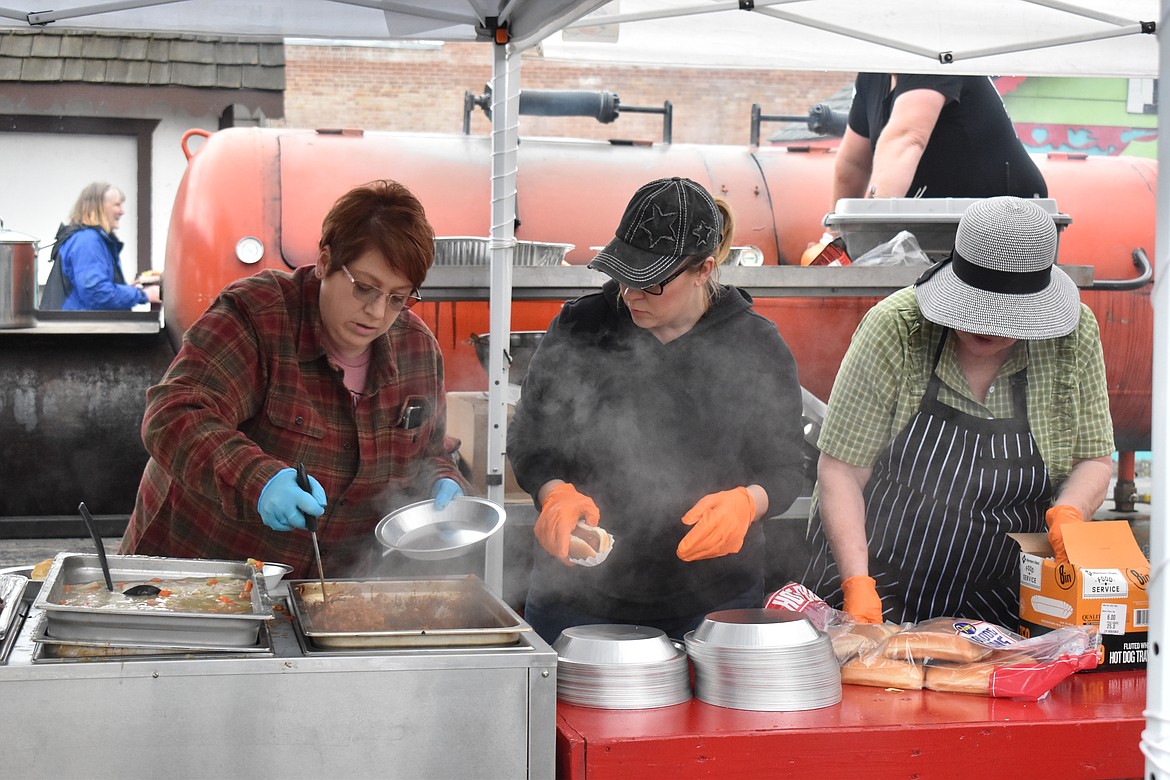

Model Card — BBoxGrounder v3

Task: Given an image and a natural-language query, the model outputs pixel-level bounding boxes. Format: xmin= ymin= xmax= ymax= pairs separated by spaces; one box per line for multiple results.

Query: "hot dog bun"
xmin=840 ymin=656 xmax=924 ymax=690
xmin=30 ymin=558 xmax=54 ymax=581
xmin=924 ymin=653 xmax=1037 ymax=695
xmin=881 ymin=629 xmax=992 ymax=664
xmin=829 ymin=623 xmax=904 ymax=662
xmin=568 ymin=523 xmax=612 ymax=561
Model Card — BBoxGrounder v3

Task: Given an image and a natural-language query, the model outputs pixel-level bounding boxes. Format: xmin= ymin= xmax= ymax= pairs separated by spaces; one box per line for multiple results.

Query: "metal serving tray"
xmin=824 ymin=197 xmax=1071 ymax=261
xmin=288 ymin=575 xmax=531 ymax=649
xmin=33 ymin=553 xmax=274 ymax=648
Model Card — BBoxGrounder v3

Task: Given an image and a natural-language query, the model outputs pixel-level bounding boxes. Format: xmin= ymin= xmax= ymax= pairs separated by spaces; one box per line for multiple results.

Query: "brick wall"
xmin=278 ymin=41 xmax=855 ymax=146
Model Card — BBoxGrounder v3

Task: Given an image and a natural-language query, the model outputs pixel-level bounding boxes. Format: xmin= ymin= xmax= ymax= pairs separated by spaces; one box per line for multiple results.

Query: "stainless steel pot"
xmin=0 ymin=224 xmax=37 ymax=328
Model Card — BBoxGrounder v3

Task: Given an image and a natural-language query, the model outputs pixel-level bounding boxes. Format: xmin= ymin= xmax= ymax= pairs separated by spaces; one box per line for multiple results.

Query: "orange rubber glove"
xmin=1046 ymin=504 xmax=1083 ymax=564
xmin=677 ymin=487 xmax=756 ymax=562
xmin=841 ymin=575 xmax=883 ymax=624
xmin=535 ymin=483 xmax=600 ymax=564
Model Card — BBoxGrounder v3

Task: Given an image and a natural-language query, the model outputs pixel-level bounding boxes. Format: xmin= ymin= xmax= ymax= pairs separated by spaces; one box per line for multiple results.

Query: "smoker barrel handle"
xmin=1089 ymin=248 xmax=1152 ymax=290
xmin=519 ymin=90 xmax=621 ymax=123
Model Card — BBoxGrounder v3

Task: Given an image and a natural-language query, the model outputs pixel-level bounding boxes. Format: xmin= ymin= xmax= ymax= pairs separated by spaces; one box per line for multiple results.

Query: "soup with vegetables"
xmin=55 ymin=577 xmax=254 ymax=614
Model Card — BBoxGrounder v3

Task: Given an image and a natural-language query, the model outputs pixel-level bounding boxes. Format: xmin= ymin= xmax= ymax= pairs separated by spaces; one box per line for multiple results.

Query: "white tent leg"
xmin=482 ymin=41 xmax=520 ymax=597
xmin=1142 ymin=1 xmax=1169 ymax=774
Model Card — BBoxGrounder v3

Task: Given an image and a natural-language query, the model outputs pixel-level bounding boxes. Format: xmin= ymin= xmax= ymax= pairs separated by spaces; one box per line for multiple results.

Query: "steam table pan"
xmin=33 ymin=553 xmax=274 ymax=649
xmin=289 ymin=575 xmax=531 ymax=649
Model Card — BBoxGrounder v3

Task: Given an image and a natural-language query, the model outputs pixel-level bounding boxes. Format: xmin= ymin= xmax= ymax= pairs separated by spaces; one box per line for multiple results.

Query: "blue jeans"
xmin=524 ymin=580 xmax=763 ymax=645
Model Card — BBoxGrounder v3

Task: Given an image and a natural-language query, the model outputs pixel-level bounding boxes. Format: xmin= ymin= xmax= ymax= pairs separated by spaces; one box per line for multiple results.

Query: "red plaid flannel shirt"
xmin=120 ymin=267 xmax=466 ymax=578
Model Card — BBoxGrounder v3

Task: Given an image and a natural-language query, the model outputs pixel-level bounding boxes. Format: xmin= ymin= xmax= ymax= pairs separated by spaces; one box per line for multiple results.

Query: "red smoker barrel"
xmin=163 ymin=128 xmax=1155 ymax=450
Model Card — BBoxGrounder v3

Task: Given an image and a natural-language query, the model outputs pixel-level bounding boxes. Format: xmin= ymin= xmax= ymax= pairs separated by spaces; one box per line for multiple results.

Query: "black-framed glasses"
xmin=629 ymin=263 xmax=690 ymax=296
xmin=341 ymin=265 xmax=422 ymax=311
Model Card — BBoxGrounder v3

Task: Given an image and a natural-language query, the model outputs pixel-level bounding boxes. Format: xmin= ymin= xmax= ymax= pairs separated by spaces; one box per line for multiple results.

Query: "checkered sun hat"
xmin=915 ymin=196 xmax=1079 ymax=340
xmin=588 ymin=177 xmax=722 ymax=289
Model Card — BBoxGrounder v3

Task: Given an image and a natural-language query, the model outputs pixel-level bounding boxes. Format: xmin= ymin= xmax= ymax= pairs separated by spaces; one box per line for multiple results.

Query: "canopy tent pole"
xmin=942 ymin=23 xmax=1154 ymax=64
xmin=1142 ymin=1 xmax=1169 ymax=773
xmin=481 ymin=38 xmax=521 ymax=596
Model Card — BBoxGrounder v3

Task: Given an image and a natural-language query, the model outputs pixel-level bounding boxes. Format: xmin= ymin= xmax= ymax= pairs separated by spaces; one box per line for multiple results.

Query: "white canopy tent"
xmin=1 ymin=1 xmax=1165 ymax=771
xmin=543 ymin=0 xmax=1158 ymax=77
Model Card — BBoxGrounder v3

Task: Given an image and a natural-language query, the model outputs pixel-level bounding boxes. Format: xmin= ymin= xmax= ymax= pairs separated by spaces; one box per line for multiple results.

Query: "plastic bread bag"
xmin=880 ymin=617 xmax=1006 ymax=664
xmin=865 ymin=616 xmax=1099 ymax=700
xmin=763 ymin=581 xmax=849 ymax=631
xmin=763 ymin=581 xmax=907 ymax=663
xmin=919 ymin=623 xmax=1100 ymax=701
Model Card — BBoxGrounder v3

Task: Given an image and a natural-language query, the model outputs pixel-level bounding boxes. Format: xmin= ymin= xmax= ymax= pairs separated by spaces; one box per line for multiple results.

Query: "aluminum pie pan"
xmin=557 ymin=653 xmax=693 ymax=709
xmin=686 ymin=630 xmax=842 ymax=711
xmin=33 ymin=553 xmax=274 ymax=648
xmin=289 ymin=575 xmax=531 ymax=648
xmin=553 ymin=624 xmax=681 ymax=665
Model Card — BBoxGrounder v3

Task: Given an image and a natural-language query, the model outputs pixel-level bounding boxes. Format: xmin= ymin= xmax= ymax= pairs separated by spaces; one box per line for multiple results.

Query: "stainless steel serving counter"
xmin=1 ymin=583 xmax=558 ymax=780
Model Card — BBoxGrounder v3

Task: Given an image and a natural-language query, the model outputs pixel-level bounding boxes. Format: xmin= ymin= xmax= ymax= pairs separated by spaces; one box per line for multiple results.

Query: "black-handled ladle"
xmin=78 ymin=501 xmax=160 ymax=598
xmin=298 ymin=463 xmax=329 ymax=601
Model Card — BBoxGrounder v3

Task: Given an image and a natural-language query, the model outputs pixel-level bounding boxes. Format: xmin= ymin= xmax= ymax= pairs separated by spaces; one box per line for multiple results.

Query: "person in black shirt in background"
xmin=833 ymin=73 xmax=1047 ymax=202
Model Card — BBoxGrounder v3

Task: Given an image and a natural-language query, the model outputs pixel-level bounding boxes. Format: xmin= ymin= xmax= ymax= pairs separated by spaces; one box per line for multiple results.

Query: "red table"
xmin=556 ymin=671 xmax=1146 ymax=779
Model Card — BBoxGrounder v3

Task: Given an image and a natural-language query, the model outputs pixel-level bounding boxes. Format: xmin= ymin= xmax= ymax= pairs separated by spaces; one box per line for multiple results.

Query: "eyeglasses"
xmin=628 ymin=263 xmax=691 ymax=296
xmin=340 ymin=266 xmax=422 ymax=311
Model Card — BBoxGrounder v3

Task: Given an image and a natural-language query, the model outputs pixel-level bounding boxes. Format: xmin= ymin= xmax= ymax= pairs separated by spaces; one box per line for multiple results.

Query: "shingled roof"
xmin=0 ymin=29 xmax=284 ymax=91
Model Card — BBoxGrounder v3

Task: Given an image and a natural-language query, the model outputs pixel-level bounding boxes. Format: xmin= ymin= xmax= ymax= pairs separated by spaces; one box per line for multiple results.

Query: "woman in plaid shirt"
xmin=119 ymin=181 xmax=468 ymax=578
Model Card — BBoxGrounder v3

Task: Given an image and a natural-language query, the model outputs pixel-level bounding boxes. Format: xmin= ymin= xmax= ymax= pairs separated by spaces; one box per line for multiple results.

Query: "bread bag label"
xmin=950 ymin=620 xmax=1018 ymax=650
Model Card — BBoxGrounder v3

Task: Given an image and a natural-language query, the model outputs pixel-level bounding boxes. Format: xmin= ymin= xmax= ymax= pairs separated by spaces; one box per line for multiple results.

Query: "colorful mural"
xmin=997 ymin=76 xmax=1157 ymax=158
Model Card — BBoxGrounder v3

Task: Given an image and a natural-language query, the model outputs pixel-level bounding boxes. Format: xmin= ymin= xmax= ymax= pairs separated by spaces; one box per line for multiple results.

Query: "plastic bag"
xmin=765 ymin=581 xmax=910 ymax=661
xmin=855 ymin=617 xmax=1097 ymax=700
xmin=763 ymin=583 xmax=1099 ymax=701
xmin=851 ymin=230 xmax=933 ymax=268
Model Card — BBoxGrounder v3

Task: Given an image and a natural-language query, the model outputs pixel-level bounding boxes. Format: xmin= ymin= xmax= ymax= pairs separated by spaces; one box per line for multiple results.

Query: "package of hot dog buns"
xmin=765 ymin=583 xmax=1099 ymax=700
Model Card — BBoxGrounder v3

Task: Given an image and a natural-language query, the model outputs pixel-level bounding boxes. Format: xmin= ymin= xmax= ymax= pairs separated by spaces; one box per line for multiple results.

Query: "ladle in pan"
xmin=78 ymin=501 xmax=161 ymax=598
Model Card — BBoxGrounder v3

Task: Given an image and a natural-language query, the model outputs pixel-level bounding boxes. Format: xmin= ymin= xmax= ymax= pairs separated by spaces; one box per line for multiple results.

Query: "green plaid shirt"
xmin=817 ymin=286 xmax=1114 ymax=488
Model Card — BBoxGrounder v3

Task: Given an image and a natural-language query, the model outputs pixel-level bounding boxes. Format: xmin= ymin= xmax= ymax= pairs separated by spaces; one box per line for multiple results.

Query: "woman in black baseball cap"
xmin=507 ymin=177 xmax=807 ymax=643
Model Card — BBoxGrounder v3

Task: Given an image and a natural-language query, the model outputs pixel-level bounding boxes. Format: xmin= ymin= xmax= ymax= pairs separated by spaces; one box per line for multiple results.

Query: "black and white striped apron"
xmin=804 ymin=345 xmax=1051 ymax=626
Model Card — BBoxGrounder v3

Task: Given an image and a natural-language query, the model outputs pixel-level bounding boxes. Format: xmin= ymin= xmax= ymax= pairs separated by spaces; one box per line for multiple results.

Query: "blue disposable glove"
xmin=258 ymin=467 xmax=327 ymax=532
xmin=432 ymin=478 xmax=464 ymax=510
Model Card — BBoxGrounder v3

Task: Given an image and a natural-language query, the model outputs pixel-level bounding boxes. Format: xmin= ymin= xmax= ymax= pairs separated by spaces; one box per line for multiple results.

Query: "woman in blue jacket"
xmin=51 ymin=182 xmax=160 ymax=310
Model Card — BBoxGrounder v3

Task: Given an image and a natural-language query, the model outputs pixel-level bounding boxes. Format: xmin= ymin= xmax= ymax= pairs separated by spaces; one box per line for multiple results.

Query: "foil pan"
xmin=33 ymin=553 xmax=274 ymax=649
xmin=434 ymin=237 xmax=573 ymax=267
xmin=289 ymin=575 xmax=530 ymax=648
xmin=27 ymin=610 xmax=275 ymax=660
xmin=0 ymin=572 xmax=29 ymax=642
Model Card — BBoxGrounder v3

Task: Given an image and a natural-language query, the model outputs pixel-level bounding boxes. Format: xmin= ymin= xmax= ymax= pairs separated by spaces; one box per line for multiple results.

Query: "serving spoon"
xmin=78 ymin=501 xmax=161 ymax=598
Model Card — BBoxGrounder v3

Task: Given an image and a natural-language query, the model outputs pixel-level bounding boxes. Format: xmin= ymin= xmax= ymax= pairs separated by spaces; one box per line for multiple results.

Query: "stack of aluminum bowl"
xmin=553 ymin=624 xmax=691 ymax=709
xmin=684 ymin=608 xmax=841 ymax=711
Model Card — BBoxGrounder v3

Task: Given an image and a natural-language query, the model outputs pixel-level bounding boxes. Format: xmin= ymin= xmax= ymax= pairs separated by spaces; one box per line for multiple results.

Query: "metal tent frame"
xmin=1 ymin=2 xmax=1166 ymax=771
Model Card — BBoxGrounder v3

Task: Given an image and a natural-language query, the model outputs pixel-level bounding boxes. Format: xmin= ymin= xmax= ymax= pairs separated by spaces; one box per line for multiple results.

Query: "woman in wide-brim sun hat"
xmin=803 ymin=195 xmax=1115 ymax=628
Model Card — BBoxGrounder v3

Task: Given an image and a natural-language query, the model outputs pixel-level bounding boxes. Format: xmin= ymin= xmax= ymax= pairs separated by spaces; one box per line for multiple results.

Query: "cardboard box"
xmin=445 ymin=390 xmax=527 ymax=502
xmin=1012 ymin=521 xmax=1150 ymax=671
